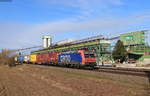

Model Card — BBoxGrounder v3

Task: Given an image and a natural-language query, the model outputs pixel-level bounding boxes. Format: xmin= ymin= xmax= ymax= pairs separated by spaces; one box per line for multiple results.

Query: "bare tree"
xmin=0 ymin=49 xmax=17 ymax=67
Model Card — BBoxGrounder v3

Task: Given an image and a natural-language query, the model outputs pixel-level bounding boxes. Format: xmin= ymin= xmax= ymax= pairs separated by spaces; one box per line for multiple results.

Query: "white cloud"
xmin=27 ymin=13 xmax=150 ymax=34
xmin=1 ymin=11 xmax=150 ymax=49
xmin=2 ymin=0 xmax=150 ymax=50
xmin=36 ymin=0 xmax=124 ymax=20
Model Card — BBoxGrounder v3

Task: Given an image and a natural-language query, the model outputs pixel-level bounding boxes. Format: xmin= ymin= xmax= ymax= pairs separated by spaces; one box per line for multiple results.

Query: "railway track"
xmin=96 ymin=67 xmax=150 ymax=85
xmin=65 ymin=65 xmax=150 ymax=79
xmin=25 ymin=64 xmax=150 ymax=83
xmin=97 ymin=67 xmax=150 ymax=77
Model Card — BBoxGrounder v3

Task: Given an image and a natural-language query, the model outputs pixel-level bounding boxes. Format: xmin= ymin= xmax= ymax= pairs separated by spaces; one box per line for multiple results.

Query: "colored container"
xmin=14 ymin=57 xmax=18 ymax=62
xmin=17 ymin=56 xmax=24 ymax=63
xmin=37 ymin=53 xmax=50 ymax=64
xmin=30 ymin=54 xmax=37 ymax=63
xmin=49 ymin=52 xmax=60 ymax=64
xmin=36 ymin=54 xmax=42 ymax=64
xmin=58 ymin=53 xmax=82 ymax=64
xmin=24 ymin=55 xmax=30 ymax=63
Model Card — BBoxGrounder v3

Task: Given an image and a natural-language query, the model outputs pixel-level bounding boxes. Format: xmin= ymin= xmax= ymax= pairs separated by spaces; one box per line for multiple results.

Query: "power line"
xmin=14 ymin=46 xmax=42 ymax=52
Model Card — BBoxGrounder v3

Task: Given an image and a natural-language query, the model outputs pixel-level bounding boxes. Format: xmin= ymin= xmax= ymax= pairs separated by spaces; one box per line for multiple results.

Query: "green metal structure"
xmin=120 ymin=30 xmax=146 ymax=46
xmin=120 ymin=30 xmax=150 ymax=61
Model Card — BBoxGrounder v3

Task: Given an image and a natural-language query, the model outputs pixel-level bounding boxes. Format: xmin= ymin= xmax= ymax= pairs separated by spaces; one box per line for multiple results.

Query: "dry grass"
xmin=0 ymin=64 xmax=148 ymax=96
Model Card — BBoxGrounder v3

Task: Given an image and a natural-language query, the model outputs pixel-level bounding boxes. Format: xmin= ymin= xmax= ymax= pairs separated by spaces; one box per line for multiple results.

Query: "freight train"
xmin=15 ymin=50 xmax=97 ymax=68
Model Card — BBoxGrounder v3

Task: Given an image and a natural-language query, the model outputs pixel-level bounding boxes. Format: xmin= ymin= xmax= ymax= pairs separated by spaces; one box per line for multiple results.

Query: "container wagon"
xmin=14 ymin=57 xmax=18 ymax=63
xmin=36 ymin=52 xmax=60 ymax=65
xmin=17 ymin=56 xmax=24 ymax=64
xmin=30 ymin=54 xmax=37 ymax=64
xmin=37 ymin=53 xmax=50 ymax=64
xmin=49 ymin=52 xmax=60 ymax=65
xmin=24 ymin=55 xmax=30 ymax=63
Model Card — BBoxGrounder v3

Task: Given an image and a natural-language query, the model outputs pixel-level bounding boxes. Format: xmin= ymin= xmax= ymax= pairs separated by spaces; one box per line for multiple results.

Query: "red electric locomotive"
xmin=58 ymin=50 xmax=96 ymax=67
xmin=78 ymin=50 xmax=96 ymax=67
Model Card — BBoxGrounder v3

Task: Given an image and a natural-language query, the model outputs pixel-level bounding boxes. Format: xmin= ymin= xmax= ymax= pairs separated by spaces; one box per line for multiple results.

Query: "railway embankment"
xmin=0 ymin=64 xmax=149 ymax=96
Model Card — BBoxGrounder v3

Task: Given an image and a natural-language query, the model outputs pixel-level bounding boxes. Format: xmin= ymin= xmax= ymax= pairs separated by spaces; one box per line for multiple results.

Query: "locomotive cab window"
xmin=84 ymin=52 xmax=96 ymax=58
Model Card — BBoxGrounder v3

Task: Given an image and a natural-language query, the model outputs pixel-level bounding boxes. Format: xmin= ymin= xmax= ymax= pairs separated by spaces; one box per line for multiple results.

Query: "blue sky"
xmin=0 ymin=0 xmax=150 ymax=49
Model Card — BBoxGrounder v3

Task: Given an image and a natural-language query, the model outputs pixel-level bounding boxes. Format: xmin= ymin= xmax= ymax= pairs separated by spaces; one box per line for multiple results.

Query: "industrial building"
xmin=30 ymin=30 xmax=150 ymax=66
xmin=120 ymin=30 xmax=150 ymax=63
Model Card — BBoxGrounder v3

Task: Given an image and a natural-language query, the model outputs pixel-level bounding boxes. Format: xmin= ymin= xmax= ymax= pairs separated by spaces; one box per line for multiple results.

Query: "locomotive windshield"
xmin=84 ymin=52 xmax=96 ymax=58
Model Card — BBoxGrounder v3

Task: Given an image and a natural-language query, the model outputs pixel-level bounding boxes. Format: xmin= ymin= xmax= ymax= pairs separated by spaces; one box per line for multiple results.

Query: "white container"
xmin=24 ymin=55 xmax=30 ymax=63
xmin=14 ymin=57 xmax=18 ymax=62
